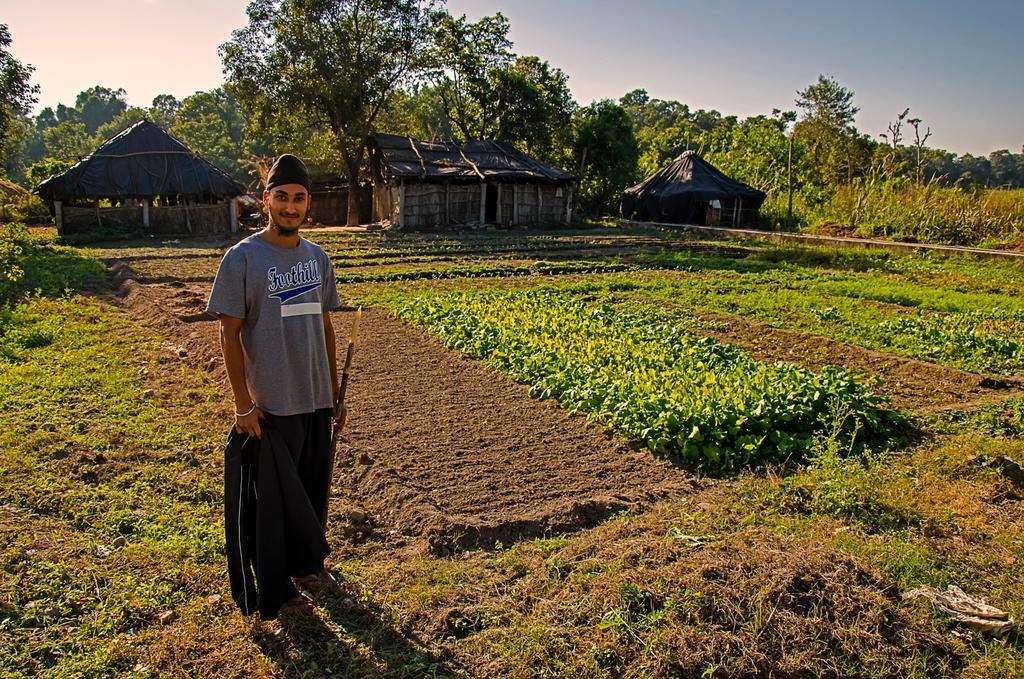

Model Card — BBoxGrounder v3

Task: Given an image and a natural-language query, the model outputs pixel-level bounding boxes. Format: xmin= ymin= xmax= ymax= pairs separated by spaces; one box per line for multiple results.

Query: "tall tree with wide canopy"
xmin=171 ymin=88 xmax=251 ymax=180
xmin=490 ymin=56 xmax=575 ymax=166
xmin=150 ymin=94 xmax=182 ymax=129
xmin=221 ymin=0 xmax=438 ymax=225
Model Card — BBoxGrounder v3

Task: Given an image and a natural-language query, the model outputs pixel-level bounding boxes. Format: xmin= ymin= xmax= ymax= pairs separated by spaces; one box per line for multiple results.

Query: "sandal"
xmin=296 ymin=569 xmax=337 ymax=590
xmin=278 ymin=591 xmax=315 ymax=617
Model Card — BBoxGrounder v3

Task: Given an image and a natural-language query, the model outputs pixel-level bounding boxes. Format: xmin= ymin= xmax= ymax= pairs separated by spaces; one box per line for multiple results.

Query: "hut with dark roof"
xmin=34 ymin=119 xmax=247 ymax=236
xmin=367 ymin=134 xmax=574 ymax=230
xmin=621 ymin=151 xmax=766 ymax=227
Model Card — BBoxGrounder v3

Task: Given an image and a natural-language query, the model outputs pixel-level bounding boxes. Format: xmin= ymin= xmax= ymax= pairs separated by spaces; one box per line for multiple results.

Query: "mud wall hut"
xmin=621 ymin=151 xmax=766 ymax=227
xmin=34 ymin=120 xmax=247 ymax=236
xmin=367 ymin=134 xmax=574 ymax=230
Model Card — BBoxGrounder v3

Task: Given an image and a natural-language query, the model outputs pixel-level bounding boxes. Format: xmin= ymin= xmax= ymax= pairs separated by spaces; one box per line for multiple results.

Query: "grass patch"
xmin=0 ymin=296 xmax=232 ymax=676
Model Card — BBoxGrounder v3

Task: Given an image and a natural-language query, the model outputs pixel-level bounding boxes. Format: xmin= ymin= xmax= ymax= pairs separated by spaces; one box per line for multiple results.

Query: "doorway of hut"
xmin=485 ymin=184 xmax=499 ymax=224
xmin=693 ymin=201 xmax=709 ymax=225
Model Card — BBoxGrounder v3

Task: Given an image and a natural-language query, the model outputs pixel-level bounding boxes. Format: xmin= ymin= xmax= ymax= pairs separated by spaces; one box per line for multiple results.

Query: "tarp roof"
xmin=621 ymin=151 xmax=766 ymax=223
xmin=34 ymin=120 xmax=247 ymax=201
xmin=369 ymin=133 xmax=574 ymax=183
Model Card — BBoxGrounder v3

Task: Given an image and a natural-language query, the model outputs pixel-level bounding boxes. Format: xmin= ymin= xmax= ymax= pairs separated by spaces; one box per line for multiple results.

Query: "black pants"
xmin=224 ymin=408 xmax=333 ymax=619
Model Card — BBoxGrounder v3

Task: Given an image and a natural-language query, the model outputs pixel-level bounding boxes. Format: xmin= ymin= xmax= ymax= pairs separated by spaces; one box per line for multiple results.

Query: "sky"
xmin=5 ymin=0 xmax=1022 ymax=156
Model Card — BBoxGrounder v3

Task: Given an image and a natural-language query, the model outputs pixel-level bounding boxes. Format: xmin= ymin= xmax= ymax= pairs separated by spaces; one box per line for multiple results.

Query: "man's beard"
xmin=270 ymin=212 xmax=304 ymax=236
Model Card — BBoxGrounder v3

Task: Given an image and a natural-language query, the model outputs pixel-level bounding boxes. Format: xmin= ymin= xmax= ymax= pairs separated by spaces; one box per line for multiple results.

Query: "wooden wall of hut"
xmin=705 ymin=197 xmax=760 ymax=228
xmin=309 ymin=185 xmax=372 ymax=225
xmin=61 ymin=202 xmax=233 ymax=235
xmin=63 ymin=205 xmax=141 ymax=229
xmin=445 ymin=184 xmax=481 ymax=227
xmin=372 ymin=183 xmax=398 ymax=224
xmin=149 ymin=204 xmax=232 ymax=235
xmin=383 ymin=180 xmax=572 ymax=230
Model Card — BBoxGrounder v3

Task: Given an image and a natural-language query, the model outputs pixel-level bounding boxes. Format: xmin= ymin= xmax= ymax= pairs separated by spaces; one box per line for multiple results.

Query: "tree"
xmin=41 ymin=121 xmax=92 ymax=161
xmin=795 ymin=74 xmax=858 ymax=130
xmin=427 ymin=14 xmax=574 ymax=164
xmin=93 ymin=107 xmax=148 ymax=142
xmin=957 ymin=154 xmax=992 ymax=187
xmin=431 ymin=12 xmax=513 ymax=141
xmin=34 ymin=108 xmax=57 ymax=130
xmin=988 ymin=150 xmax=1019 ymax=188
xmin=0 ymin=24 xmax=39 ymax=179
xmin=376 ymin=84 xmax=452 ymax=141
xmin=877 ymin=108 xmax=909 ymax=180
xmin=171 ymin=89 xmax=251 ymax=180
xmin=150 ymin=94 xmax=181 ymax=129
xmin=28 ymin=157 xmax=72 ymax=185
xmin=488 ymin=56 xmax=575 ymax=164
xmin=222 ymin=0 xmax=438 ymax=225
xmin=793 ymin=75 xmax=866 ymax=187
xmin=705 ymin=111 xmax=798 ymax=196
xmin=620 ymin=92 xmax=719 ymax=176
xmin=55 ymin=104 xmax=78 ymax=125
xmin=573 ymin=100 xmax=638 ymax=216
xmin=907 ymin=115 xmax=932 ymax=185
xmin=74 ymin=86 xmax=128 ymax=135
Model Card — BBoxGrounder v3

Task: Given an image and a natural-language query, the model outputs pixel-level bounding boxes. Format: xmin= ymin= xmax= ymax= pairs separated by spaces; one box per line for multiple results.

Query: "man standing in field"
xmin=207 ymin=153 xmax=344 ymax=619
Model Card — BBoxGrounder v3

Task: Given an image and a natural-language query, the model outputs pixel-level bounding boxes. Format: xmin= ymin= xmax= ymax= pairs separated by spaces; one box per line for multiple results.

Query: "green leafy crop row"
xmin=335 ymin=260 xmax=633 ymax=284
xmin=394 ymin=290 xmax=900 ymax=474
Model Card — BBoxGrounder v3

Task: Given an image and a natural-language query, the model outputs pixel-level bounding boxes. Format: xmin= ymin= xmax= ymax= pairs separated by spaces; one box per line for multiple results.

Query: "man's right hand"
xmin=236 ymin=406 xmax=265 ymax=438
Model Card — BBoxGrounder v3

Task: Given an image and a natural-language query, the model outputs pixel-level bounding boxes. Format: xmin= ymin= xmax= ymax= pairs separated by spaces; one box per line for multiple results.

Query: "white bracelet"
xmin=235 ymin=403 xmax=257 ymax=418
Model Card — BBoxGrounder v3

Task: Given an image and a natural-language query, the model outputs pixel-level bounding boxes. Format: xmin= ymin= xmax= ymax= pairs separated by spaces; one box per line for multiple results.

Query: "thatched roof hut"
xmin=621 ymin=151 xmax=766 ymax=227
xmin=34 ymin=120 xmax=246 ymax=236
xmin=368 ymin=134 xmax=574 ymax=230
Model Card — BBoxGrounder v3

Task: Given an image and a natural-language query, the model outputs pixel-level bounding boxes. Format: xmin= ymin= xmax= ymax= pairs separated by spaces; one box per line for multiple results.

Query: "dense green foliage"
xmin=0 ymin=24 xmax=39 ymax=180
xmin=393 ymin=290 xmax=897 ymax=474
xmin=0 ymin=223 xmax=105 ymax=311
xmin=427 ymin=14 xmax=575 ymax=165
xmin=573 ymin=100 xmax=640 ymax=215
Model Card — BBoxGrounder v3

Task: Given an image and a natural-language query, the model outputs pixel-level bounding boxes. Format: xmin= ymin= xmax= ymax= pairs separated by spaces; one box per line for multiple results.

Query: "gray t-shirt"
xmin=206 ymin=233 xmax=342 ymax=416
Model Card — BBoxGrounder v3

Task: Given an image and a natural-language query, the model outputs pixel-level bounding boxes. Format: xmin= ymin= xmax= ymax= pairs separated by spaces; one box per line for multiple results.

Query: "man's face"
xmin=264 ymin=184 xmax=309 ymax=234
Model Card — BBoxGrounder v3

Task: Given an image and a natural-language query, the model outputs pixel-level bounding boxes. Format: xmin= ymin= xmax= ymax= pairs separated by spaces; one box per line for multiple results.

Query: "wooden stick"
xmin=322 ymin=307 xmax=362 ymax=530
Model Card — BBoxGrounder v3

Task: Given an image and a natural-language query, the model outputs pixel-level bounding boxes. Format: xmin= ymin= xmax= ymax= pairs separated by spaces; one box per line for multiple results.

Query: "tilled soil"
xmin=335 ymin=308 xmax=697 ymax=553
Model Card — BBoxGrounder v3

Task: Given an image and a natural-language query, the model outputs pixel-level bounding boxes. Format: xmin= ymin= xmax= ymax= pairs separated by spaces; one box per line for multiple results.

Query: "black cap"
xmin=266 ymin=154 xmax=311 ymax=191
